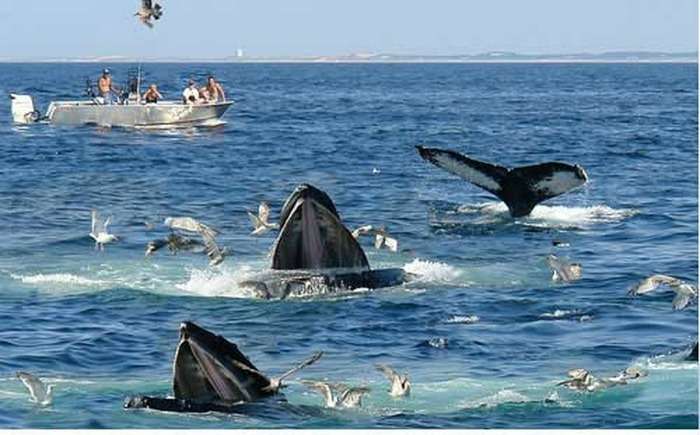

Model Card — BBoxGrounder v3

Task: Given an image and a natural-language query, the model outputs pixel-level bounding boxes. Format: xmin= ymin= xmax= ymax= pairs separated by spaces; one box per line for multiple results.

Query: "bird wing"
xmin=17 ymin=372 xmax=47 ymax=403
xmin=248 ymin=211 xmax=264 ymax=229
xmin=301 ymin=381 xmax=334 ymax=404
xmin=277 ymin=351 xmax=324 ymax=383
xmin=340 ymin=387 xmax=370 ymax=405
xmin=103 ymin=216 xmax=112 ymax=233
xmin=672 ymin=289 xmax=693 ymax=310
xmin=383 ymin=236 xmax=399 ymax=252
xmin=259 ymin=202 xmax=271 ymax=225
xmin=143 ymin=0 xmax=153 ymax=10
xmin=374 ymin=234 xmax=385 ymax=250
xmin=91 ymin=210 xmax=98 ymax=235
xmin=351 ymin=225 xmax=373 ymax=239
xmin=375 ymin=364 xmax=399 ymax=382
xmin=201 ymin=232 xmax=225 ymax=266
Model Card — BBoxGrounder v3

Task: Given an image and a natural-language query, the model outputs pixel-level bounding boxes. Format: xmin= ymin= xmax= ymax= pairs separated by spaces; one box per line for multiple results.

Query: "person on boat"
xmin=182 ymin=80 xmax=200 ymax=105
xmin=98 ymin=69 xmax=119 ymax=105
xmin=204 ymin=75 xmax=226 ymax=102
xmin=143 ymin=84 xmax=163 ymax=104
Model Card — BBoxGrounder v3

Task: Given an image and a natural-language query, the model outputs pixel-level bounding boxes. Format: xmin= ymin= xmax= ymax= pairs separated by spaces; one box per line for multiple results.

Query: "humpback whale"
xmin=239 ymin=184 xmax=410 ymax=299
xmin=416 ymin=146 xmax=589 ymax=217
xmin=125 ymin=322 xmax=323 ymax=413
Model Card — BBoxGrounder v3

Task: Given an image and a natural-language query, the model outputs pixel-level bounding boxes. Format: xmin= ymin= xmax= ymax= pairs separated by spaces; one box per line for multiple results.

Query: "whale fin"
xmin=416 ymin=146 xmax=588 ymax=217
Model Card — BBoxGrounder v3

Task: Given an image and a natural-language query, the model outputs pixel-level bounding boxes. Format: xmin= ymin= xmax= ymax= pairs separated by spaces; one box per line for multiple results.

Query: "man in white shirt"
xmin=182 ymin=80 xmax=200 ymax=104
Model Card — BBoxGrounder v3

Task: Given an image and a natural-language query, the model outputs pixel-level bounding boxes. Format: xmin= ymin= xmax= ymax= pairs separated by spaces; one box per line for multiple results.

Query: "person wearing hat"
xmin=182 ymin=79 xmax=200 ymax=105
xmin=98 ymin=69 xmax=119 ymax=105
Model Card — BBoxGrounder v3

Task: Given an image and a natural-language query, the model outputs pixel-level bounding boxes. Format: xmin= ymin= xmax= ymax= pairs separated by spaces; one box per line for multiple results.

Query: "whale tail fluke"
xmin=416 ymin=146 xmax=588 ymax=217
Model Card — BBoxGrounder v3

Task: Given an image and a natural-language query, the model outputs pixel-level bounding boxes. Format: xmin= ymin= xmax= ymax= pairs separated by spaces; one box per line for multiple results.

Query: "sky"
xmin=0 ymin=0 xmax=697 ymax=59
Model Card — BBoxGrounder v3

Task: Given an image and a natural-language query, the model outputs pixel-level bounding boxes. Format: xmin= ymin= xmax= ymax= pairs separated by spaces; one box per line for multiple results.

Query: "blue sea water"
xmin=0 ymin=63 xmax=697 ymax=429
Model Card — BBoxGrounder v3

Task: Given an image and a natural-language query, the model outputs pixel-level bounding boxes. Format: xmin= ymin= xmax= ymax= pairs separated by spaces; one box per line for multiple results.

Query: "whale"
xmin=125 ymin=321 xmax=322 ymax=413
xmin=416 ymin=146 xmax=588 ymax=217
xmin=239 ymin=184 xmax=411 ymax=299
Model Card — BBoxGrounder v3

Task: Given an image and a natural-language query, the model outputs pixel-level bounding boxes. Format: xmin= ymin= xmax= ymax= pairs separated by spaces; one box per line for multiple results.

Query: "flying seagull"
xmin=90 ymin=210 xmax=118 ymax=250
xmin=546 ymin=254 xmax=582 ymax=282
xmin=163 ymin=217 xmax=226 ymax=266
xmin=16 ymin=372 xmax=53 ymax=406
xmin=247 ymin=202 xmax=279 ymax=236
xmin=301 ymin=380 xmax=370 ymax=408
xmin=628 ymin=274 xmax=698 ymax=310
xmin=352 ymin=225 xmax=399 ymax=252
xmin=375 ymin=364 xmax=411 ymax=397
xmin=135 ymin=0 xmax=163 ymax=28
xmin=226 ymin=351 xmax=324 ymax=395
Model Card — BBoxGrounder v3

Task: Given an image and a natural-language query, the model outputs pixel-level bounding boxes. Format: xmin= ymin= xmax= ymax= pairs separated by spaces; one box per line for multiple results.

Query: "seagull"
xmin=163 ymin=217 xmax=226 ymax=266
xmin=247 ymin=202 xmax=279 ymax=236
xmin=226 ymin=351 xmax=324 ymax=394
xmin=145 ymin=233 xmax=203 ymax=257
xmin=546 ymin=254 xmax=582 ymax=282
xmin=375 ymin=364 xmax=411 ymax=397
xmin=557 ymin=366 xmax=645 ymax=392
xmin=90 ymin=210 xmax=118 ymax=250
xmin=16 ymin=372 xmax=53 ymax=406
xmin=351 ymin=225 xmax=399 ymax=253
xmin=135 ymin=0 xmax=163 ymax=28
xmin=301 ymin=381 xmax=370 ymax=408
xmin=628 ymin=274 xmax=698 ymax=310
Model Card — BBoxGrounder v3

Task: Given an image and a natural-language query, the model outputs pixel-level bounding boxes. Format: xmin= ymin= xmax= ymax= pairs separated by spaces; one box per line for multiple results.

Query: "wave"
xmin=539 ymin=309 xmax=593 ymax=322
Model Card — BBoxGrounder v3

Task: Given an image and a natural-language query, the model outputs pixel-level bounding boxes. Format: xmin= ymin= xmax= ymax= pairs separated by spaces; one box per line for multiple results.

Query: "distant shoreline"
xmin=0 ymin=51 xmax=696 ymax=64
xmin=0 ymin=59 xmax=696 ymax=64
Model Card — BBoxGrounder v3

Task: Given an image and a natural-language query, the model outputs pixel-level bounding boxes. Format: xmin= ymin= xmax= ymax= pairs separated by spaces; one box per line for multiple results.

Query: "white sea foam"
xmin=175 ymin=265 xmax=258 ymax=299
xmin=403 ymin=258 xmax=463 ymax=284
xmin=455 ymin=201 xmax=637 ymax=229
xmin=10 ymin=273 xmax=107 ymax=287
xmin=445 ymin=315 xmax=480 ymax=324
xmin=461 ymin=389 xmax=531 ymax=409
xmin=539 ymin=309 xmax=593 ymax=322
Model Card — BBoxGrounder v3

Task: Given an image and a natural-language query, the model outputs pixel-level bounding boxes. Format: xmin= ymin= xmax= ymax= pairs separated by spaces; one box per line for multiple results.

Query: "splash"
xmin=175 ymin=265 xmax=258 ymax=299
xmin=403 ymin=258 xmax=463 ymax=284
xmin=523 ymin=204 xmax=639 ymax=229
xmin=453 ymin=201 xmax=638 ymax=229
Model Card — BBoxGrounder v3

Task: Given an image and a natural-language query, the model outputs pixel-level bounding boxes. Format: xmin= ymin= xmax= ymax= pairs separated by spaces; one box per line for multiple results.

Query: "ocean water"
xmin=0 ymin=63 xmax=697 ymax=429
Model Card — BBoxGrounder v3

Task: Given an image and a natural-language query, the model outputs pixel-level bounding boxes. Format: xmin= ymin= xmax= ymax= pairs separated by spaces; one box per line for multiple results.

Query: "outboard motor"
xmin=10 ymin=94 xmax=39 ymax=124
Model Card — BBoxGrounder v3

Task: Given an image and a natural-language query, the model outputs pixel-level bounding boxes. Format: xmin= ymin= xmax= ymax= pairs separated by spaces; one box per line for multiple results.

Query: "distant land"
xmin=0 ymin=51 xmax=696 ymax=63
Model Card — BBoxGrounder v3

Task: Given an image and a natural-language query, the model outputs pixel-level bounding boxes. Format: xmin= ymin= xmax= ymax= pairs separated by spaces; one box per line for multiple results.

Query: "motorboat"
xmin=10 ymin=70 xmax=233 ymax=128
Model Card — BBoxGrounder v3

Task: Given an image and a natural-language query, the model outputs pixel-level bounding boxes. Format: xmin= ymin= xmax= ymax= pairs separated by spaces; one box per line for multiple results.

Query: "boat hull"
xmin=45 ymin=101 xmax=232 ymax=128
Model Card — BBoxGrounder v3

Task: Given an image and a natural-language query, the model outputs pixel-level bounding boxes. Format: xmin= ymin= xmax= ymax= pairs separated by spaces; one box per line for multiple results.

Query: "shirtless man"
xmin=204 ymin=76 xmax=226 ymax=102
xmin=98 ymin=69 xmax=119 ymax=105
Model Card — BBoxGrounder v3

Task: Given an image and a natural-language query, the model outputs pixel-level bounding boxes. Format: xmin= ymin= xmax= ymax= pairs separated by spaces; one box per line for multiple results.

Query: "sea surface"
xmin=0 ymin=63 xmax=697 ymax=429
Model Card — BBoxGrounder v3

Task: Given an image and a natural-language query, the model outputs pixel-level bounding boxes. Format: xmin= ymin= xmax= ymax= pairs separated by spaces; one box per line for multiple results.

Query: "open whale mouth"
xmin=172 ymin=322 xmax=271 ymax=405
xmin=271 ymin=184 xmax=369 ymax=271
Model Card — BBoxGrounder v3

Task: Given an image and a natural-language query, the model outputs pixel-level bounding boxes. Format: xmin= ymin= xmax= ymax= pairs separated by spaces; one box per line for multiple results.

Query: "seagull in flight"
xmin=628 ymin=274 xmax=698 ymax=310
xmin=352 ymin=225 xmax=399 ymax=252
xmin=135 ymin=0 xmax=163 ymax=28
xmin=247 ymin=202 xmax=279 ymax=236
xmin=301 ymin=380 xmax=370 ymax=408
xmin=145 ymin=233 xmax=204 ymax=257
xmin=546 ymin=254 xmax=582 ymax=282
xmin=164 ymin=216 xmax=225 ymax=266
xmin=16 ymin=372 xmax=53 ymax=406
xmin=375 ymin=364 xmax=411 ymax=397
xmin=90 ymin=210 xmax=118 ymax=250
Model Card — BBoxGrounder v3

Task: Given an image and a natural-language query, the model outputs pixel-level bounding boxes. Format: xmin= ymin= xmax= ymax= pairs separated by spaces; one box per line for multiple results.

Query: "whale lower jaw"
xmin=239 ymin=268 xmax=411 ymax=300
